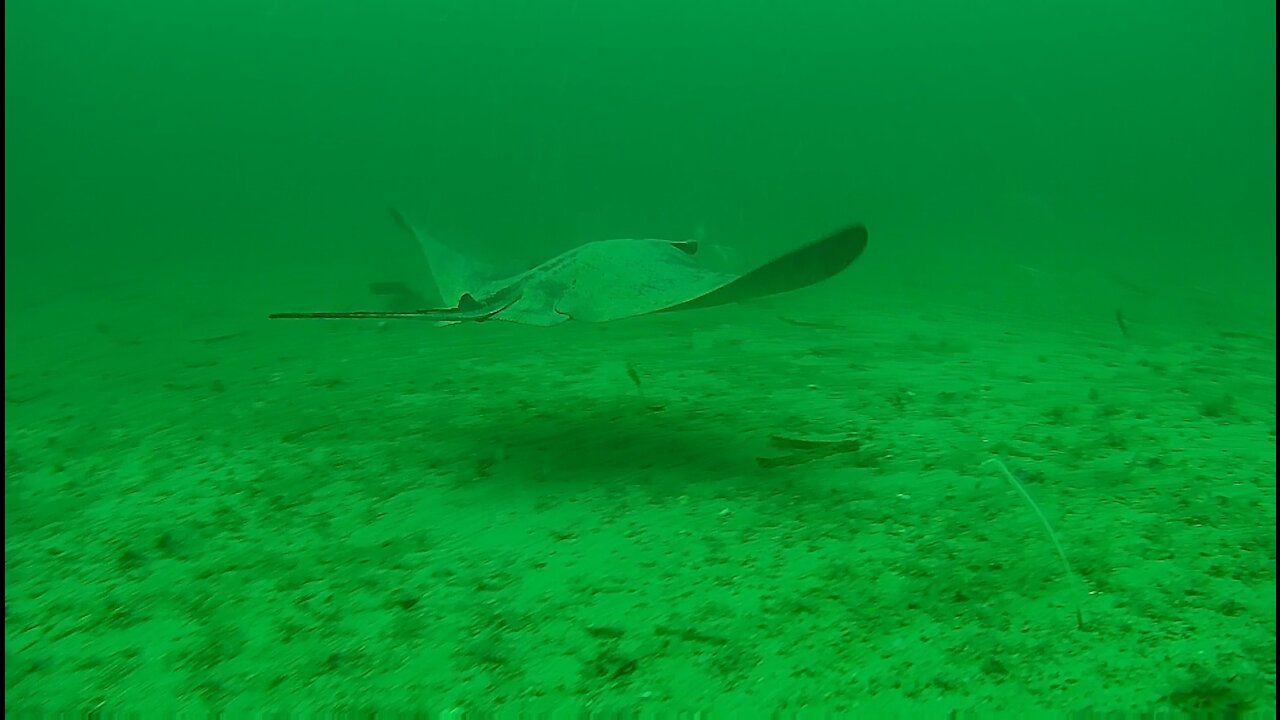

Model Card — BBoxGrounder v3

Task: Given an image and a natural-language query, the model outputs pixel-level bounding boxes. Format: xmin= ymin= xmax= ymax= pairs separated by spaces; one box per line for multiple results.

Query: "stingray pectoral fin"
xmin=656 ymin=224 xmax=868 ymax=314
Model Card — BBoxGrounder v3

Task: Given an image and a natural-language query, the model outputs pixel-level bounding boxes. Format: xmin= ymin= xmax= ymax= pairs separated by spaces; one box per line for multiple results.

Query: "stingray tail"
xmin=270 ymin=292 xmax=516 ymax=325
xmin=268 ymin=308 xmax=459 ymax=324
xmin=267 ymin=308 xmax=462 ymax=327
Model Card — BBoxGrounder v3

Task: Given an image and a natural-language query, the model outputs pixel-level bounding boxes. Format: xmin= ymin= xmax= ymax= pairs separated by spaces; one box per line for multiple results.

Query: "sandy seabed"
xmin=5 ymin=287 xmax=1275 ymax=715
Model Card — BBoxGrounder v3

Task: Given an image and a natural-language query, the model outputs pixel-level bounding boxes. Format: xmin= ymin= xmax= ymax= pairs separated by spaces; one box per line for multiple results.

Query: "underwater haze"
xmin=5 ymin=0 xmax=1277 ymax=714
xmin=6 ymin=0 xmax=1276 ymax=313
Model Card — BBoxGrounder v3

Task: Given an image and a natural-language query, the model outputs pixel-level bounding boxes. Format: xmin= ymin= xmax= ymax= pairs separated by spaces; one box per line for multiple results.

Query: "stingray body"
xmin=269 ymin=212 xmax=868 ymax=326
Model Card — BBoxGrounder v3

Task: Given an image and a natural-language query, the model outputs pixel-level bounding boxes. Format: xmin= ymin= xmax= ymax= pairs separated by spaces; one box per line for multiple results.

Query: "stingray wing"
xmin=389 ymin=207 xmax=522 ymax=306
xmin=654 ymin=224 xmax=868 ymax=314
xmin=550 ymin=225 xmax=867 ymax=323
xmin=270 ymin=223 xmax=867 ymax=326
xmin=551 ymin=239 xmax=736 ymax=323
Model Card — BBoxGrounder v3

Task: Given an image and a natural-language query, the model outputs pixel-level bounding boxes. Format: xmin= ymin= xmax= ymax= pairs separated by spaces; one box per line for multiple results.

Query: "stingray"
xmin=269 ymin=211 xmax=868 ymax=326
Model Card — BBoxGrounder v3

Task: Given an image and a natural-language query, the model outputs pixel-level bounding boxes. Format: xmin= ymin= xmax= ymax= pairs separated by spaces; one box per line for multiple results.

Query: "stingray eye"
xmin=670 ymin=241 xmax=698 ymax=256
